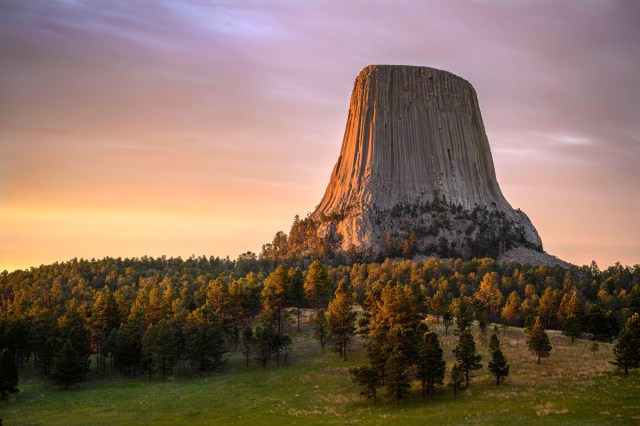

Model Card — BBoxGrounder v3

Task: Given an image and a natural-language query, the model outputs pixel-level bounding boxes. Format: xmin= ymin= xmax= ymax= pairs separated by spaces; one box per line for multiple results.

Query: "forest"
xmin=1 ymin=252 xmax=639 ymax=404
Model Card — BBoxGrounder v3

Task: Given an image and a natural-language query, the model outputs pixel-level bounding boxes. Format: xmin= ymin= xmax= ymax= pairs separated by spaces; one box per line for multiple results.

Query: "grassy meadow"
xmin=2 ymin=314 xmax=639 ymax=425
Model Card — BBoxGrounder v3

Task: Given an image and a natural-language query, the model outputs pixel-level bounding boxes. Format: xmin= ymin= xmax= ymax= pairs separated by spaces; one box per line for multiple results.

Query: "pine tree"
xmin=254 ymin=320 xmax=275 ymax=368
xmin=449 ymin=363 xmax=465 ymax=397
xmin=350 ymin=365 xmax=382 ymax=404
xmin=611 ymin=313 xmax=640 ymax=376
xmin=262 ymin=266 xmax=289 ymax=337
xmin=453 ymin=329 xmax=482 ymax=388
xmin=287 ymin=267 xmax=305 ymax=331
xmin=0 ymin=349 xmax=19 ymax=399
xmin=240 ymin=325 xmax=255 ymax=367
xmin=489 ymin=326 xmax=500 ymax=353
xmin=415 ymin=331 xmax=446 ymax=398
xmin=184 ymin=308 xmax=226 ymax=372
xmin=326 ymin=279 xmax=357 ymax=361
xmin=443 ymin=311 xmax=453 ymax=335
xmin=313 ymin=310 xmax=328 ymax=353
xmin=488 ymin=328 xmax=509 ymax=385
xmin=52 ymin=340 xmax=89 ymax=388
xmin=384 ymin=347 xmax=411 ymax=405
xmin=430 ymin=290 xmax=447 ymax=323
xmin=527 ymin=317 xmax=552 ymax=364
xmin=142 ymin=319 xmax=178 ymax=378
xmin=451 ymin=297 xmax=473 ymax=333
xmin=304 ymin=260 xmax=331 ymax=310
xmin=563 ymin=315 xmax=582 ymax=343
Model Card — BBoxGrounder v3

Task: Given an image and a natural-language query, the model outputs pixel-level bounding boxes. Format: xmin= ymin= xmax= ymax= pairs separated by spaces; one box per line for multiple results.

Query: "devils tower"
xmin=276 ymin=65 xmax=544 ymax=261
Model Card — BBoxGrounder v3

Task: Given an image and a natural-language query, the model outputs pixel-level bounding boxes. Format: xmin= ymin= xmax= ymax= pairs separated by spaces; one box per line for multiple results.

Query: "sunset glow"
xmin=1 ymin=0 xmax=638 ymax=271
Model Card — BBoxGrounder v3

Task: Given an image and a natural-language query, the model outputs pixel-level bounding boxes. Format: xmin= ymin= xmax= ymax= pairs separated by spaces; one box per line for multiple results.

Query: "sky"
xmin=1 ymin=0 xmax=639 ymax=271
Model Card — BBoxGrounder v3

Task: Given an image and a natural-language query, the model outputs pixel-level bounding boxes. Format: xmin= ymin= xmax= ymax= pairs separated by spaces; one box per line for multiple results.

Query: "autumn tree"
xmin=453 ymin=329 xmax=482 ymax=388
xmin=475 ymin=272 xmax=503 ymax=322
xmin=326 ymin=279 xmax=357 ymax=361
xmin=501 ymin=291 xmax=522 ymax=327
xmin=527 ymin=317 xmax=552 ymax=364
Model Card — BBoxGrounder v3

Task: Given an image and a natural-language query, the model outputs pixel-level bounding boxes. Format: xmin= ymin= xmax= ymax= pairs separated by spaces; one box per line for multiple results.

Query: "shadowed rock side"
xmin=309 ymin=65 xmax=542 ymax=257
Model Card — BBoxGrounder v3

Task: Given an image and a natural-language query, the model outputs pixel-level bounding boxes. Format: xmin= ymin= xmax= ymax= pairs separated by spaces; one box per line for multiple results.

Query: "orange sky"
xmin=1 ymin=1 xmax=639 ymax=271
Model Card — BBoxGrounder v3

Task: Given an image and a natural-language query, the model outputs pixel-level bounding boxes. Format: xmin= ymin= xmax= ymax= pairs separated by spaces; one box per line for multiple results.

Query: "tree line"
xmin=1 ymin=255 xmax=639 ymax=399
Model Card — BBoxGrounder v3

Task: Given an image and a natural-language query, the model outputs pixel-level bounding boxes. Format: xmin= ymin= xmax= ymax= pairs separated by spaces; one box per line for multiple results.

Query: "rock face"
xmin=310 ymin=65 xmax=542 ymax=258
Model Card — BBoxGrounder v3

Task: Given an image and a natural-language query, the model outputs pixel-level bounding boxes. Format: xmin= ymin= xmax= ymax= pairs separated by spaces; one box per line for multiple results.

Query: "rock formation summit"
xmin=308 ymin=65 xmax=542 ymax=259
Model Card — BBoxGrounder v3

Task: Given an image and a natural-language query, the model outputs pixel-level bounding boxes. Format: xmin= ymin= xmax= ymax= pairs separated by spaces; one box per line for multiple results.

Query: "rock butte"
xmin=310 ymin=65 xmax=543 ymax=256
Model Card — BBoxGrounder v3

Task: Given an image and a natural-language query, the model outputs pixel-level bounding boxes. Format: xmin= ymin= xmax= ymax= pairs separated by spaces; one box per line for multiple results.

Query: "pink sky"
xmin=1 ymin=0 xmax=639 ymax=271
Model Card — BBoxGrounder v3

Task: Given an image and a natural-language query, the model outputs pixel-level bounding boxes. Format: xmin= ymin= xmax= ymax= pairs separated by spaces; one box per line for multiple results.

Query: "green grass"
xmin=3 ymin=318 xmax=640 ymax=425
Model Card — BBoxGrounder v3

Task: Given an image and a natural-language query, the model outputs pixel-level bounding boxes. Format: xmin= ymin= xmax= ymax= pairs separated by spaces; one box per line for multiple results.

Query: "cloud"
xmin=0 ymin=0 xmax=638 ymax=269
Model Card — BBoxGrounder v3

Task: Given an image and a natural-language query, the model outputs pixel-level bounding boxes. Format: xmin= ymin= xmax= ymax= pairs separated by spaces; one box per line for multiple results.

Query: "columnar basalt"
xmin=308 ymin=65 xmax=542 ymax=258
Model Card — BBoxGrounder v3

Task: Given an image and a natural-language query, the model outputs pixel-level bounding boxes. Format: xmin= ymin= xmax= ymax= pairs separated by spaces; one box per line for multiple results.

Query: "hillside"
xmin=3 ymin=315 xmax=638 ymax=425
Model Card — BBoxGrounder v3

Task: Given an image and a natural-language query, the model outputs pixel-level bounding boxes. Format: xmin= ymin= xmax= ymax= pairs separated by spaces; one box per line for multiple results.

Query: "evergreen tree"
xmin=430 ymin=290 xmax=447 ymax=323
xmin=109 ymin=323 xmax=142 ymax=377
xmin=52 ymin=340 xmax=89 ymax=388
xmin=451 ymin=297 xmax=473 ymax=333
xmin=184 ymin=308 xmax=226 ymax=372
xmin=350 ymin=365 xmax=382 ymax=404
xmin=488 ymin=328 xmax=509 ymax=385
xmin=415 ymin=331 xmax=446 ymax=398
xmin=326 ymin=279 xmax=357 ymax=361
xmin=262 ymin=266 xmax=288 ymax=337
xmin=287 ymin=267 xmax=305 ymax=331
xmin=611 ymin=313 xmax=640 ymax=376
xmin=254 ymin=320 xmax=275 ymax=368
xmin=142 ymin=319 xmax=177 ymax=378
xmin=90 ymin=286 xmax=120 ymax=374
xmin=443 ymin=311 xmax=453 ymax=335
xmin=449 ymin=363 xmax=465 ymax=397
xmin=240 ymin=325 xmax=255 ymax=367
xmin=384 ymin=347 xmax=411 ymax=405
xmin=563 ymin=315 xmax=582 ymax=343
xmin=0 ymin=349 xmax=19 ymax=400
xmin=313 ymin=310 xmax=328 ymax=353
xmin=489 ymin=326 xmax=500 ymax=353
xmin=527 ymin=317 xmax=552 ymax=364
xmin=304 ymin=260 xmax=331 ymax=310
xmin=453 ymin=329 xmax=482 ymax=388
